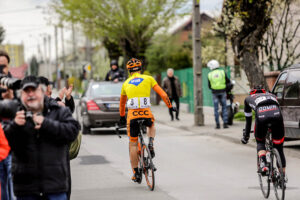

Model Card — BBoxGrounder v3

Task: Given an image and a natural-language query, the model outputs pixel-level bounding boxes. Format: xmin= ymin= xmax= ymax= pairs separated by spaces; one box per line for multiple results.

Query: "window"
xmin=90 ymin=83 xmax=122 ymax=97
xmin=273 ymin=72 xmax=287 ymax=99
xmin=284 ymin=71 xmax=300 ymax=99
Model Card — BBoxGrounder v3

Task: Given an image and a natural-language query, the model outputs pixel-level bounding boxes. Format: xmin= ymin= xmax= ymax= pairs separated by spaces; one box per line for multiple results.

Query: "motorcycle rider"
xmin=207 ymin=59 xmax=231 ymax=129
xmin=105 ymin=59 xmax=125 ymax=82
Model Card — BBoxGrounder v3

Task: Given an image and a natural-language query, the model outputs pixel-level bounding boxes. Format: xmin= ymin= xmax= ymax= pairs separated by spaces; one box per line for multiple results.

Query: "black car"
xmin=271 ymin=63 xmax=300 ymax=138
xmin=79 ymin=81 xmax=125 ymax=134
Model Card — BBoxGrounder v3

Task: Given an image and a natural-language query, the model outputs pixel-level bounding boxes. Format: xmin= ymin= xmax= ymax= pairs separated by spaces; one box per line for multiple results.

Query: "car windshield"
xmin=90 ymin=83 xmax=122 ymax=97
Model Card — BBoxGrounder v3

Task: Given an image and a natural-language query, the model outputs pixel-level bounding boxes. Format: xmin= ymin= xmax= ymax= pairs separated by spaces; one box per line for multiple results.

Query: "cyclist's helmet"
xmin=126 ymin=58 xmax=142 ymax=72
xmin=250 ymin=85 xmax=266 ymax=95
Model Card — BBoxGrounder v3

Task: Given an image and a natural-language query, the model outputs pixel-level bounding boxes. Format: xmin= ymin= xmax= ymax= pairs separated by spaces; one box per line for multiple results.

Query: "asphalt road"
xmin=70 ymin=123 xmax=300 ymax=200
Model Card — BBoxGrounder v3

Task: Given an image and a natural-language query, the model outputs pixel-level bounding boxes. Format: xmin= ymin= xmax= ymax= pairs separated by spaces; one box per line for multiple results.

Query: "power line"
xmin=0 ymin=6 xmax=42 ymax=15
xmin=6 ymin=27 xmax=51 ymax=35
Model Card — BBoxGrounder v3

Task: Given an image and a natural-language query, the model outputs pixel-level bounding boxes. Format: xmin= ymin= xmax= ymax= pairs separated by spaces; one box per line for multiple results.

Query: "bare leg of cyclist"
xmin=147 ymin=125 xmax=156 ymax=138
xmin=258 ymin=150 xmax=266 ymax=157
xmin=147 ymin=126 xmax=156 ymax=158
xmin=129 ymin=141 xmax=139 ymax=169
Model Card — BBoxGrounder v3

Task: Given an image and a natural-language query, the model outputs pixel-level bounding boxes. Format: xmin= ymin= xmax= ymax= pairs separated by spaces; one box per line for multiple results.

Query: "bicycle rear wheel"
xmin=272 ymin=148 xmax=285 ymax=200
xmin=258 ymin=156 xmax=271 ymax=198
xmin=141 ymin=145 xmax=155 ymax=191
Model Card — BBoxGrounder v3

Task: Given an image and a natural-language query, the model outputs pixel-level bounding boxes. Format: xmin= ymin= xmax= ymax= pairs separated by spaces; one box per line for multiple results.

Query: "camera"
xmin=0 ymin=99 xmax=20 ymax=119
xmin=0 ymin=73 xmax=21 ymax=90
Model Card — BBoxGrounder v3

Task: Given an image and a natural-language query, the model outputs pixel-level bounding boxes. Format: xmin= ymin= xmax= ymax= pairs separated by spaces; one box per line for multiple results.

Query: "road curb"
xmin=156 ymin=119 xmax=258 ymax=149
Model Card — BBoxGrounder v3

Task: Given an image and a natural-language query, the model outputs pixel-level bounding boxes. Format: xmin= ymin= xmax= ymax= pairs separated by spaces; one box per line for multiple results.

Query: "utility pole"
xmin=193 ymin=0 xmax=204 ymax=126
xmin=48 ymin=35 xmax=51 ymax=81
xmin=54 ymin=26 xmax=59 ymax=89
xmin=43 ymin=36 xmax=48 ymax=78
xmin=61 ymin=25 xmax=66 ymax=86
xmin=71 ymin=23 xmax=77 ymax=73
xmin=85 ymin=37 xmax=93 ymax=79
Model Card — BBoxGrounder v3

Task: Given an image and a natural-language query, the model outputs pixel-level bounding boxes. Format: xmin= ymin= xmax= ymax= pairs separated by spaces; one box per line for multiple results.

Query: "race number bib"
xmin=127 ymin=98 xmax=139 ymax=109
xmin=140 ymin=97 xmax=151 ymax=108
xmin=127 ymin=97 xmax=151 ymax=109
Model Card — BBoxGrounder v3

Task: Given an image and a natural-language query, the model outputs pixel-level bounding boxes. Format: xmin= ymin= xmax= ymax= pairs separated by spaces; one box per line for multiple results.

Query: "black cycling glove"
xmin=119 ymin=116 xmax=126 ymax=126
xmin=171 ymin=107 xmax=177 ymax=112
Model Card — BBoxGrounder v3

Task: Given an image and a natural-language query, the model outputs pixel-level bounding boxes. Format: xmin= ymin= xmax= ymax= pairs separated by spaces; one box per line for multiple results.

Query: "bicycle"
xmin=115 ymin=119 xmax=156 ymax=191
xmin=256 ymin=124 xmax=286 ymax=200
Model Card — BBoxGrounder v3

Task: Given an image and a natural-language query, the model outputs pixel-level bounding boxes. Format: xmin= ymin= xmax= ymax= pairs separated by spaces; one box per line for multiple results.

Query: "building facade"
xmin=0 ymin=44 xmax=25 ymax=67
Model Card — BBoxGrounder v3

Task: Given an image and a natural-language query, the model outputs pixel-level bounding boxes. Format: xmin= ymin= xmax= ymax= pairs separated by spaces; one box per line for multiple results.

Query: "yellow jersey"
xmin=119 ymin=72 xmax=172 ymax=116
xmin=121 ymin=73 xmax=157 ymax=98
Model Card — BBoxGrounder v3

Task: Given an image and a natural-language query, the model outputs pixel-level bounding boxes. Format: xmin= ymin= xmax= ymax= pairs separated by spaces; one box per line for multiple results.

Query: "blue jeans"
xmin=16 ymin=193 xmax=67 ymax=200
xmin=212 ymin=92 xmax=228 ymax=125
xmin=0 ymin=153 xmax=14 ymax=200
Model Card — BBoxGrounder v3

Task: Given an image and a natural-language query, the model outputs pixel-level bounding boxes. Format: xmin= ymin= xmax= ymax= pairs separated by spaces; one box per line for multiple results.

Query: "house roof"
xmin=171 ymin=13 xmax=215 ymax=35
xmin=9 ymin=64 xmax=28 ymax=79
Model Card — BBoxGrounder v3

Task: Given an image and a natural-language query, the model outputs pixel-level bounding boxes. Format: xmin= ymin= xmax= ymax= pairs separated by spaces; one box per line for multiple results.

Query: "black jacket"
xmin=55 ymin=96 xmax=75 ymax=113
xmin=3 ymin=96 xmax=80 ymax=196
xmin=244 ymin=92 xmax=280 ymax=136
xmin=105 ymin=68 xmax=125 ymax=81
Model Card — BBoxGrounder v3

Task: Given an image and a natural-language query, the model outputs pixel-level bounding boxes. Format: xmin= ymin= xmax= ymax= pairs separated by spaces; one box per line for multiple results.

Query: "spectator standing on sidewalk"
xmin=162 ymin=68 xmax=182 ymax=121
xmin=3 ymin=76 xmax=80 ymax=200
xmin=207 ymin=60 xmax=230 ymax=129
xmin=0 ymin=50 xmax=15 ymax=200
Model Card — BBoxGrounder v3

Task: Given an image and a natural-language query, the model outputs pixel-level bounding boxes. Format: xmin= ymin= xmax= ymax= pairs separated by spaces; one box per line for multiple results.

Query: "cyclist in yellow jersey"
xmin=119 ymin=58 xmax=174 ymax=182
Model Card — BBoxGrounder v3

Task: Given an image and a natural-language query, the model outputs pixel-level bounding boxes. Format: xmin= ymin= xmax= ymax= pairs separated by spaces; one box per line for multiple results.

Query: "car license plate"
xmin=108 ymin=103 xmax=119 ymax=108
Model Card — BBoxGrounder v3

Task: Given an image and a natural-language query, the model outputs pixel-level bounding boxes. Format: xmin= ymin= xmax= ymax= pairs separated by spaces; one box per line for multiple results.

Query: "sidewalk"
xmin=151 ymin=104 xmax=257 ymax=146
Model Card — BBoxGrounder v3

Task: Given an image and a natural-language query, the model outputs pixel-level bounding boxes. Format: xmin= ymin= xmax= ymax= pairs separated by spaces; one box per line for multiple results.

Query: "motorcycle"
xmin=220 ymin=80 xmax=240 ymax=125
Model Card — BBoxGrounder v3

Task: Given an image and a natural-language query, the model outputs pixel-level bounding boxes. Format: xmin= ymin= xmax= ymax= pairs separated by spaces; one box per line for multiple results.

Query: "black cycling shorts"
xmin=127 ymin=118 xmax=154 ymax=142
xmin=254 ymin=105 xmax=284 ymax=144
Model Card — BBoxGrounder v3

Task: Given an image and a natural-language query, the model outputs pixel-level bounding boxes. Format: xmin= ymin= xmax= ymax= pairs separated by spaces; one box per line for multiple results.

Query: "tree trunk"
xmin=234 ymin=28 xmax=268 ymax=88
xmin=241 ymin=50 xmax=265 ymax=88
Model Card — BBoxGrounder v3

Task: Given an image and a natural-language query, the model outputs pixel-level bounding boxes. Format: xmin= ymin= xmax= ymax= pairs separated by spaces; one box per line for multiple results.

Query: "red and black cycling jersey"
xmin=244 ymin=92 xmax=279 ymax=116
xmin=244 ymin=92 xmax=282 ymax=137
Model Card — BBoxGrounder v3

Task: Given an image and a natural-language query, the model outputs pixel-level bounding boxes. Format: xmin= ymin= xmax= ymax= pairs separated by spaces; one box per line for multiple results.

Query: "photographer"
xmin=3 ymin=76 xmax=80 ymax=200
xmin=0 ymin=50 xmax=15 ymax=200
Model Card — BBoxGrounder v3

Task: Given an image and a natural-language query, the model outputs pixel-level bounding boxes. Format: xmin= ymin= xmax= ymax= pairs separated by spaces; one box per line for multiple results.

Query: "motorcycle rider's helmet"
xmin=126 ymin=58 xmax=142 ymax=72
xmin=250 ymin=85 xmax=266 ymax=95
xmin=110 ymin=59 xmax=118 ymax=67
xmin=207 ymin=60 xmax=220 ymax=70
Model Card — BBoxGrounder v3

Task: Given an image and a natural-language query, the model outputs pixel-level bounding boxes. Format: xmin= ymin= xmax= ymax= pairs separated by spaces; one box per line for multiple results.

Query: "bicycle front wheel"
xmin=142 ymin=145 xmax=155 ymax=191
xmin=258 ymin=156 xmax=271 ymax=198
xmin=272 ymin=148 xmax=285 ymax=200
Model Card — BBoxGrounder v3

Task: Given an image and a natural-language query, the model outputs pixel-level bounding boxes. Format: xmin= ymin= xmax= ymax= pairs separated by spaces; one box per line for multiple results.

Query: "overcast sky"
xmin=0 ymin=0 xmax=223 ymax=61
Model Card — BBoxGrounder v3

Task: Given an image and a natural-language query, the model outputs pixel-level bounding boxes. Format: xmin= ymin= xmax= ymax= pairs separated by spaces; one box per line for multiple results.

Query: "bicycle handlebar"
xmin=115 ymin=123 xmax=126 ymax=139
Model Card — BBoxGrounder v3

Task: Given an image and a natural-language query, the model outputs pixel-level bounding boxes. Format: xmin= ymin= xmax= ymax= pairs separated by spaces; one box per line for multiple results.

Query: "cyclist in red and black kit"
xmin=241 ymin=85 xmax=286 ymax=176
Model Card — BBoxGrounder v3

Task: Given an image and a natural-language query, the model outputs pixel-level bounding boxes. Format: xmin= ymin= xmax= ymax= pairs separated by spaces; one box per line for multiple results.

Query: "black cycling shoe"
xmin=132 ymin=171 xmax=142 ymax=183
xmin=148 ymin=143 xmax=155 ymax=158
xmin=152 ymin=164 xmax=157 ymax=171
xmin=277 ymin=174 xmax=288 ymax=189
